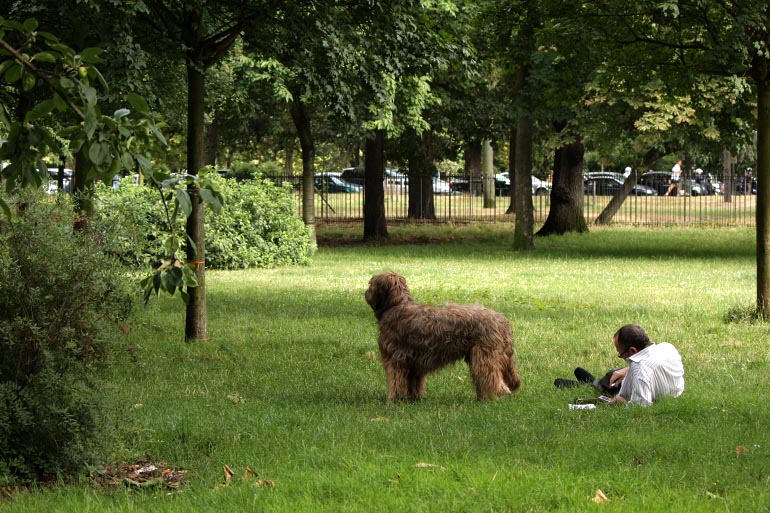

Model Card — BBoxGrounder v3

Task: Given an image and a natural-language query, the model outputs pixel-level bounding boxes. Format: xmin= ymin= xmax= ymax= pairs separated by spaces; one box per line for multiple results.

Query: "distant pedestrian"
xmin=665 ymin=159 xmax=682 ymax=196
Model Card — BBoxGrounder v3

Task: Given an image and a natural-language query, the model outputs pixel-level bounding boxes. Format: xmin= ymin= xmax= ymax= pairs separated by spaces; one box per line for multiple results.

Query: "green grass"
xmin=3 ymin=224 xmax=770 ymax=512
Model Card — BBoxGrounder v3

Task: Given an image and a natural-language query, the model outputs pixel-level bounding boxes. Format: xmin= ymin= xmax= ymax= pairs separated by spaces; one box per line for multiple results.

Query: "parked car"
xmin=583 ymin=174 xmax=656 ymax=196
xmin=314 ymin=173 xmax=362 ymax=193
xmin=340 ymin=167 xmax=365 ymax=186
xmin=449 ymin=174 xmax=511 ymax=196
xmin=735 ymin=175 xmax=757 ymax=195
xmin=639 ymin=170 xmax=709 ymax=196
xmin=531 ymin=175 xmax=552 ymax=196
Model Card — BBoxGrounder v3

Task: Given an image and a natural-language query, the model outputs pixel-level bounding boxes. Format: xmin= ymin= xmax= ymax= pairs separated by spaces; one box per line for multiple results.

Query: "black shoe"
xmin=574 ymin=367 xmax=596 ymax=384
xmin=554 ymin=378 xmax=580 ymax=388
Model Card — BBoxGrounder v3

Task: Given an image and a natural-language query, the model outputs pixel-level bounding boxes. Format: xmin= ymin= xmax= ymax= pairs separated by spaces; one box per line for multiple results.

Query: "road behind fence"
xmin=269 ymin=174 xmax=756 ymax=227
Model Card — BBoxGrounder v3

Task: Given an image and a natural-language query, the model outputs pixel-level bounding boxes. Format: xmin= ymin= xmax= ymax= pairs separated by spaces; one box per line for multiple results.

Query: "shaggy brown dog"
xmin=365 ymin=271 xmax=521 ymax=402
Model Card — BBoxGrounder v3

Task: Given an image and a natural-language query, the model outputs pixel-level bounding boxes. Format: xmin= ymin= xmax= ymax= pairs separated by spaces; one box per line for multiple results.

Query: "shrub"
xmin=0 ymin=193 xmax=133 ymax=482
xmin=92 ymin=171 xmax=312 ymax=270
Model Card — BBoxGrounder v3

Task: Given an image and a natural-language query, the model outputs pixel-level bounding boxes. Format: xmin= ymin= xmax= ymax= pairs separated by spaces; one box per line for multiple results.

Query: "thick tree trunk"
xmin=407 ymin=130 xmax=436 ymax=220
xmin=464 ymin=139 xmax=482 ymax=195
xmin=755 ymin=73 xmax=770 ymax=317
xmin=289 ymin=98 xmax=317 ymax=248
xmin=202 ymin=115 xmax=219 ymax=167
xmin=482 ymin=139 xmax=495 ymax=208
xmin=72 ymin=146 xmax=94 ymax=225
xmin=184 ymin=56 xmax=208 ymax=342
xmin=363 ymin=130 xmax=388 ymax=240
xmin=513 ymin=117 xmax=534 ymax=251
xmin=537 ymin=138 xmax=588 ymax=236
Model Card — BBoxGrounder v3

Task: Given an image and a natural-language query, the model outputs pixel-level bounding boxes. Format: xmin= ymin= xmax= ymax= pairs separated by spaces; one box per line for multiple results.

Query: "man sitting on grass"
xmin=555 ymin=324 xmax=684 ymax=406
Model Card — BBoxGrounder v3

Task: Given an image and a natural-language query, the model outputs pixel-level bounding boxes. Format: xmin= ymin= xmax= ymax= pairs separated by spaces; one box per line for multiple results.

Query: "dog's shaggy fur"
xmin=365 ymin=271 xmax=521 ymax=402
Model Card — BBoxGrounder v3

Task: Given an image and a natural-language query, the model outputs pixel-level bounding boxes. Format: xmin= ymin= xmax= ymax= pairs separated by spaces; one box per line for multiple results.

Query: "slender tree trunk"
xmin=72 ymin=146 xmax=94 ymax=224
xmin=755 ymin=72 xmax=770 ymax=317
xmin=363 ymin=130 xmax=388 ymax=240
xmin=202 ymin=115 xmax=219 ymax=167
xmin=537 ymin=137 xmax=588 ymax=236
xmin=723 ymin=149 xmax=734 ymax=203
xmin=513 ymin=117 xmax=534 ymax=251
xmin=595 ymin=147 xmax=672 ymax=225
xmin=507 ymin=127 xmax=516 ymax=214
xmin=482 ymin=139 xmax=495 ymax=208
xmin=289 ymin=98 xmax=317 ymax=248
xmin=184 ymin=55 xmax=208 ymax=342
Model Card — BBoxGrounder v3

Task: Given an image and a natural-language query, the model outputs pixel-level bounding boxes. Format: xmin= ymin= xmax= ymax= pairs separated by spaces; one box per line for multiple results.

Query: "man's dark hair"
xmin=615 ymin=324 xmax=651 ymax=352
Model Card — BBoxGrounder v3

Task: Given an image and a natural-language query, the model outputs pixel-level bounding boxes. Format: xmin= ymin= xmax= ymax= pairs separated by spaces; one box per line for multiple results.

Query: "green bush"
xmin=92 ymin=171 xmax=312 ymax=270
xmin=0 ymin=193 xmax=133 ymax=482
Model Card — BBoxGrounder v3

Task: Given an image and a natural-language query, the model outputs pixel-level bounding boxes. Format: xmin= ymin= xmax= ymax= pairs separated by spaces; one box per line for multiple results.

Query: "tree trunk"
xmin=289 ymin=98 xmax=317 ymax=248
xmin=506 ymin=127 xmax=516 ymax=214
xmin=363 ymin=130 xmax=388 ymax=240
xmin=755 ymin=72 xmax=770 ymax=317
xmin=513 ymin=117 xmax=534 ymax=251
xmin=482 ymin=139 xmax=495 ymax=208
xmin=595 ymin=147 xmax=669 ymax=225
xmin=72 ymin=146 xmax=94 ymax=225
xmin=184 ymin=54 xmax=208 ymax=342
xmin=464 ymin=139 xmax=482 ymax=195
xmin=723 ymin=149 xmax=734 ymax=203
xmin=202 ymin=115 xmax=219 ymax=167
xmin=537 ymin=137 xmax=588 ymax=236
xmin=407 ymin=130 xmax=436 ymax=220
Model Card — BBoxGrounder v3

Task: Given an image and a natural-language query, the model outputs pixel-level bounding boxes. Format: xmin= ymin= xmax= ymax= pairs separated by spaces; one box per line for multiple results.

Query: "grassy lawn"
xmin=3 ymin=224 xmax=769 ymax=512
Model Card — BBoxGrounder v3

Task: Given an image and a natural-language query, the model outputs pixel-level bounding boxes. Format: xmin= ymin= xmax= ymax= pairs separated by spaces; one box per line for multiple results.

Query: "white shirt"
xmin=618 ymin=342 xmax=684 ymax=406
xmin=671 ymin=163 xmax=682 ymax=180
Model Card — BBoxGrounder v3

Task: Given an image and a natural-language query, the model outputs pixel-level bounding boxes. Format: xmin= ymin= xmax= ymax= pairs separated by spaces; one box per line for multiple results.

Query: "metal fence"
xmin=269 ymin=174 xmax=756 ymax=228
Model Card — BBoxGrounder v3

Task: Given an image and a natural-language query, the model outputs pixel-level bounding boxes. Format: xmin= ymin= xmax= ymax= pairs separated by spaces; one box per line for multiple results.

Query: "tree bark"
xmin=482 ymin=139 xmax=495 ymax=208
xmin=202 ymin=115 xmax=219 ymax=167
xmin=506 ymin=127 xmax=516 ymax=214
xmin=406 ymin=130 xmax=436 ymax=220
xmin=289 ymin=97 xmax=317 ymax=248
xmin=536 ymin=137 xmax=588 ymax=236
xmin=513 ymin=117 xmax=534 ymax=251
xmin=755 ymin=71 xmax=770 ymax=317
xmin=464 ymin=139 xmax=482 ymax=195
xmin=363 ymin=130 xmax=388 ymax=240
xmin=184 ymin=52 xmax=208 ymax=342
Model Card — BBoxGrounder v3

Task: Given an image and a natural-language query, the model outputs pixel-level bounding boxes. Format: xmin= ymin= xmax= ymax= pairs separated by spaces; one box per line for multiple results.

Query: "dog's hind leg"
xmin=468 ymin=347 xmax=504 ymax=400
xmin=407 ymin=370 xmax=427 ymax=400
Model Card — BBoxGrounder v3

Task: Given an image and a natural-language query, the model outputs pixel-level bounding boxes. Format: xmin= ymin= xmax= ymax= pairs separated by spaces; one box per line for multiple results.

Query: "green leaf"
xmin=120 ymin=151 xmax=134 ymax=170
xmin=199 ymin=187 xmax=223 ymax=214
xmin=84 ymin=107 xmax=97 ymax=138
xmin=22 ymin=18 xmax=38 ymax=31
xmin=52 ymin=93 xmax=67 ymax=111
xmin=4 ymin=62 xmax=22 ymax=83
xmin=88 ymin=141 xmax=110 ymax=165
xmin=126 ymin=92 xmax=149 ymax=113
xmin=79 ymin=47 xmax=103 ymax=64
xmin=113 ymin=108 xmax=130 ymax=119
xmin=25 ymin=99 xmax=55 ymax=123
xmin=0 ymin=197 xmax=11 ymax=219
xmin=30 ymin=51 xmax=56 ymax=63
xmin=175 ymin=189 xmax=193 ymax=217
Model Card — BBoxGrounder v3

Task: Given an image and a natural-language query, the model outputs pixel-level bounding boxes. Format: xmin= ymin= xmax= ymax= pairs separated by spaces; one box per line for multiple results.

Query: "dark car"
xmin=449 ymin=174 xmax=510 ymax=196
xmin=340 ymin=167 xmax=365 ymax=186
xmin=584 ymin=174 xmax=657 ymax=196
xmin=639 ymin=171 xmax=709 ymax=196
xmin=314 ymin=173 xmax=362 ymax=193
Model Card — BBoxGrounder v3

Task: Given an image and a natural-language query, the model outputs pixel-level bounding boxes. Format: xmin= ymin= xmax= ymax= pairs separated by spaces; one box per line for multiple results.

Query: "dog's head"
xmin=365 ymin=271 xmax=413 ymax=320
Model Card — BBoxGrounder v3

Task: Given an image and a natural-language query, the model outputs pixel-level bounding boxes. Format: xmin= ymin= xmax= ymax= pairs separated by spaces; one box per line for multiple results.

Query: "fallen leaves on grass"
xmin=90 ymin=459 xmax=186 ymax=490
xmin=216 ymin=465 xmax=275 ymax=490
xmin=370 ymin=417 xmax=388 ymax=422
xmin=736 ymin=445 xmax=749 ymax=456
xmin=593 ymin=489 xmax=610 ymax=503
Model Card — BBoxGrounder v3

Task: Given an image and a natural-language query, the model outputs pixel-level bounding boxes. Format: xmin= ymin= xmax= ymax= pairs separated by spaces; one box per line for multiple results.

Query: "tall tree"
xmin=140 ymin=0 xmax=249 ymax=341
xmin=588 ymin=1 xmax=770 ymax=316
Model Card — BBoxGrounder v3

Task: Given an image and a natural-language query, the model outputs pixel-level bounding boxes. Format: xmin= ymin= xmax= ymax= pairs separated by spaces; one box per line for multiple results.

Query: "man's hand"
xmin=610 ymin=367 xmax=628 ymax=388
